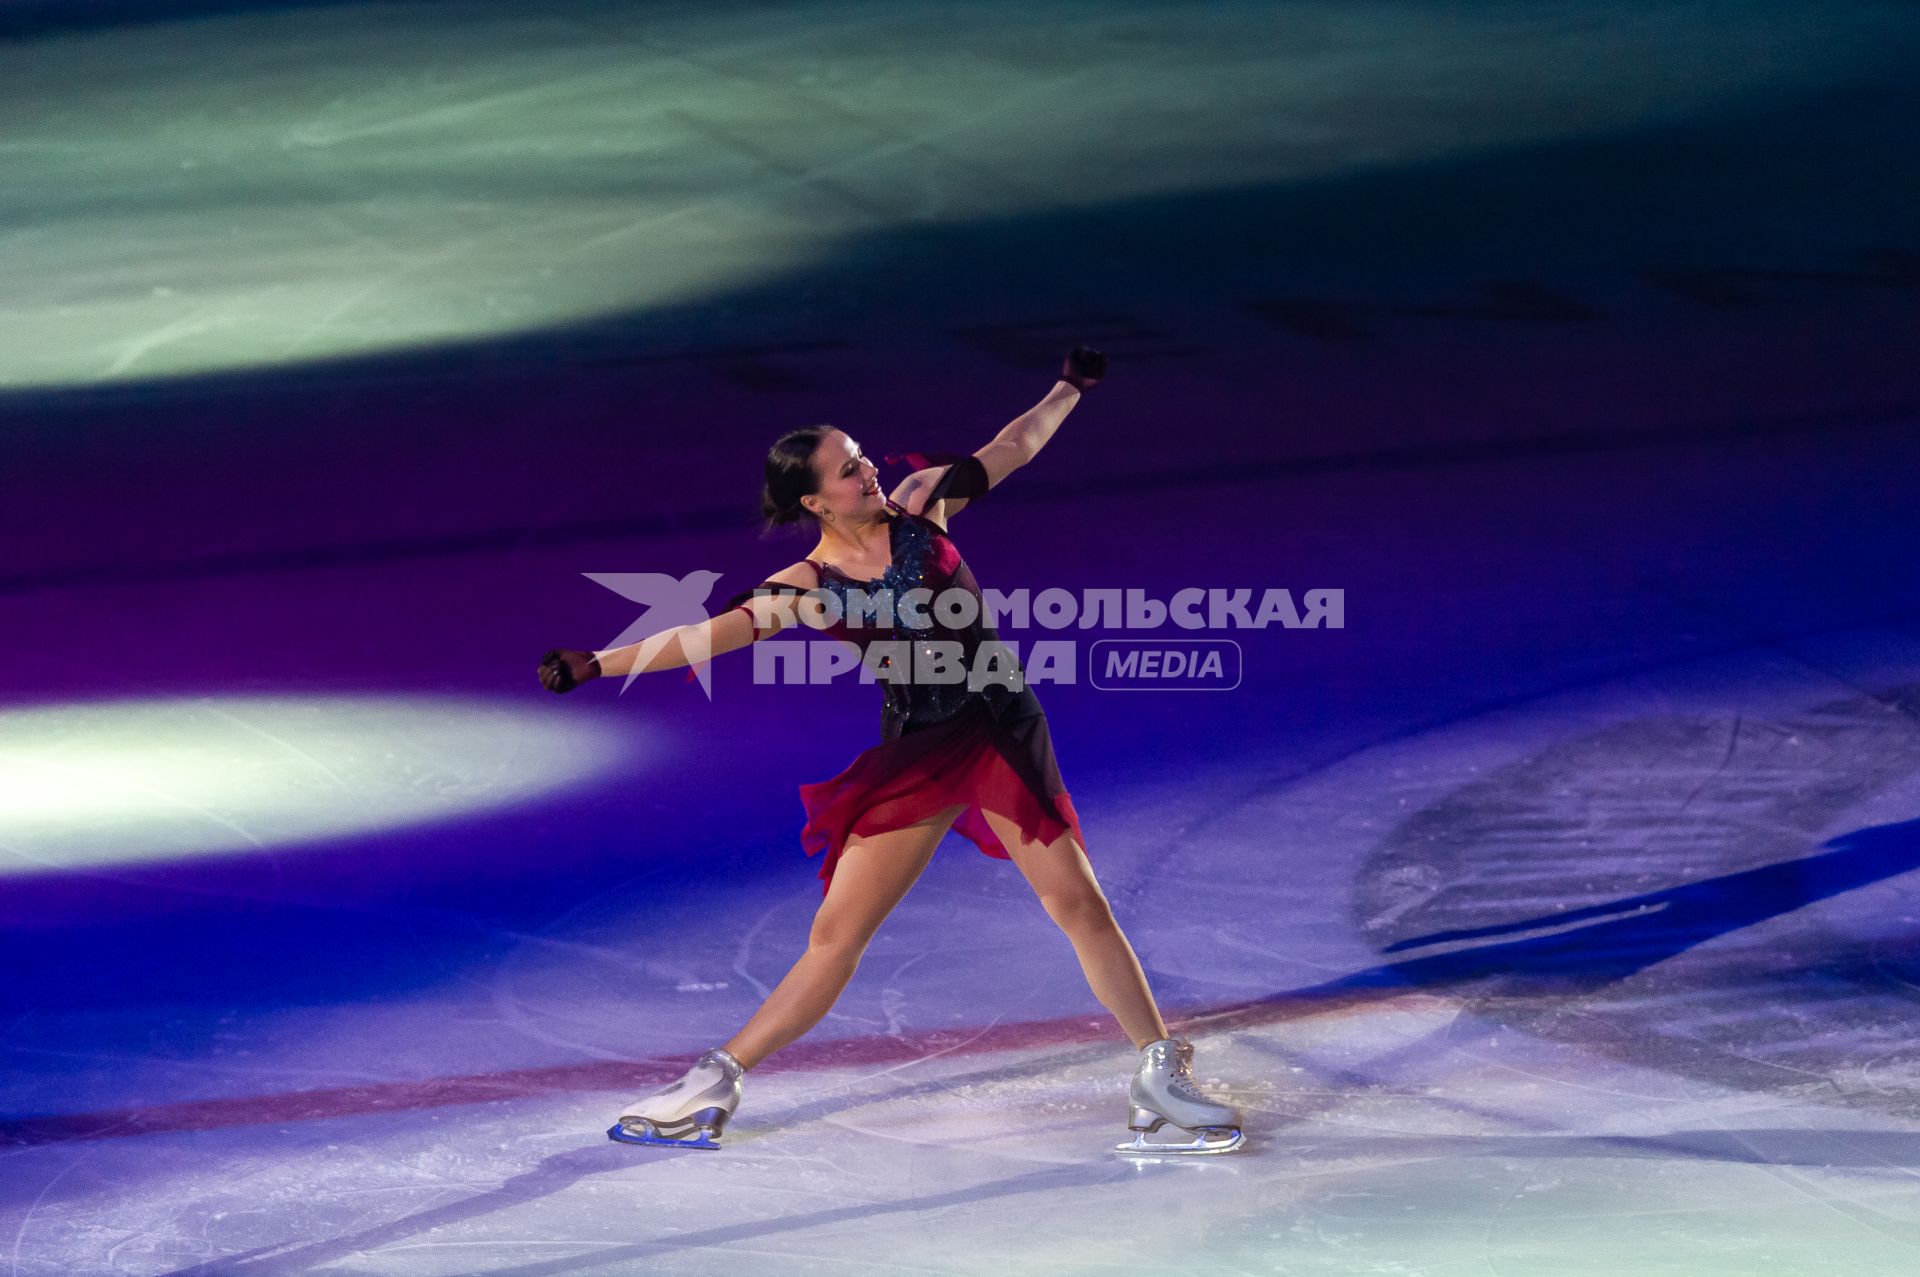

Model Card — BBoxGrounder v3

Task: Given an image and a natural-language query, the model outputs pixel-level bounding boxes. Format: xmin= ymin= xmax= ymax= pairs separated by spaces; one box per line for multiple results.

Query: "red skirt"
xmin=797 ymin=696 xmax=1085 ymax=894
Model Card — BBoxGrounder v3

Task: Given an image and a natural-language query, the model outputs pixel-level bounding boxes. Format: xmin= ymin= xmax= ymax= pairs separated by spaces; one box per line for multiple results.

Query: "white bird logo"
xmin=583 ymin=569 xmax=726 ymax=699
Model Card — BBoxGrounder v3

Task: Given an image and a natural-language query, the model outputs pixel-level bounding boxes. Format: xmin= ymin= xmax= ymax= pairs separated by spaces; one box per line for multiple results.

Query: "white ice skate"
xmin=1113 ymin=1037 xmax=1245 ymax=1156
xmin=608 ymin=1047 xmax=745 ymax=1150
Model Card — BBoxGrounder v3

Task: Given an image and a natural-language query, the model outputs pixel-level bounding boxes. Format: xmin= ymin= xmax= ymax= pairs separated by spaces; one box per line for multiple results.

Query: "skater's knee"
xmin=804 ymin=918 xmax=874 ymax=961
xmin=1040 ymin=887 xmax=1117 ymax=938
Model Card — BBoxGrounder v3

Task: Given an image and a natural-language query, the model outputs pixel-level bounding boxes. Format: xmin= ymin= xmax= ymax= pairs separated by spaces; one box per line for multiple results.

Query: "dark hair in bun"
xmin=760 ymin=426 xmax=829 ymax=531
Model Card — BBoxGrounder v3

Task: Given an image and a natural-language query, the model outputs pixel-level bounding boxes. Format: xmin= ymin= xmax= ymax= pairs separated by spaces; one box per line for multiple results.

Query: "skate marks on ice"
xmin=146 ymin=1144 xmax=639 ymax=1277
xmin=122 ymin=1044 xmax=1269 ymax=1277
xmin=1108 ymin=668 xmax=1920 ymax=1115
xmin=5 ymin=0 xmax=1918 ymax=386
xmin=1345 ymin=681 xmax=1920 ymax=1120
xmin=21 ymin=684 xmax=1920 ymax=1151
xmin=18 ymin=684 xmax=1920 ymax=1272
xmin=147 ymin=1166 xmax=1141 ymax=1277
xmin=0 ymin=1016 xmax=1222 ymax=1151
xmin=12 ymin=1046 xmax=1247 ymax=1277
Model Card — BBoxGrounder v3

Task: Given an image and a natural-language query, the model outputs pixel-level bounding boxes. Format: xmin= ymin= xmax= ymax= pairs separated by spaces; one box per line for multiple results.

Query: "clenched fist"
xmin=538 ymin=648 xmax=602 ymax=694
xmin=1060 ymin=344 xmax=1108 ymax=392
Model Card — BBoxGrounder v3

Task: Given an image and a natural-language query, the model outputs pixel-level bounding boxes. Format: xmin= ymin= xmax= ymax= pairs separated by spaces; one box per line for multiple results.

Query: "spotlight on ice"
xmin=0 ymin=695 xmax=635 ymax=876
xmin=0 ymin=0 xmax=1891 ymax=387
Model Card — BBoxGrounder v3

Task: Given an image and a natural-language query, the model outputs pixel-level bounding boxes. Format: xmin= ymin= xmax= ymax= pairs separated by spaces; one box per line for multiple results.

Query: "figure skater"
xmin=536 ymin=346 xmax=1243 ymax=1156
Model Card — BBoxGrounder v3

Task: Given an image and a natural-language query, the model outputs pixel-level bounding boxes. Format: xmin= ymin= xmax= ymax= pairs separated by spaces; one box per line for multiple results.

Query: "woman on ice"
xmin=537 ymin=346 xmax=1243 ymax=1156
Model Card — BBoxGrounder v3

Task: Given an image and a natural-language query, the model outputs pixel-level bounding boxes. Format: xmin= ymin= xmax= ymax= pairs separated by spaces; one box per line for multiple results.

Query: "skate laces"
xmin=1168 ymin=1072 xmax=1211 ymax=1103
xmin=1161 ymin=1041 xmax=1212 ymax=1104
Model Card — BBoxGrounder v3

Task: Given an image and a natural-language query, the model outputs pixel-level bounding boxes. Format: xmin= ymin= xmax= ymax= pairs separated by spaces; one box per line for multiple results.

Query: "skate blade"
xmin=606 ymin=1123 xmax=721 ymax=1150
xmin=1113 ymin=1127 xmax=1245 ymax=1157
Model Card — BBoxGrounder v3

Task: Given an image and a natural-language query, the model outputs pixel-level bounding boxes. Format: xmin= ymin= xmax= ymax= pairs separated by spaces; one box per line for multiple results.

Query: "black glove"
xmin=1061 ymin=344 xmax=1107 ymax=392
xmin=538 ymin=648 xmax=602 ymax=694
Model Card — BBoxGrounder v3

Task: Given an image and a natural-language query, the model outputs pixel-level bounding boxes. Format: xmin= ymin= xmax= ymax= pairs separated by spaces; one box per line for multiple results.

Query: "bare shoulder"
xmin=732 ymin=559 xmax=823 ymax=638
xmin=763 ymin=559 xmax=821 ymax=589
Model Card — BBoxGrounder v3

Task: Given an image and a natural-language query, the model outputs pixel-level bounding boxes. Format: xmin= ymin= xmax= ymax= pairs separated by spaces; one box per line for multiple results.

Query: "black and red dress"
xmin=730 ymin=456 xmax=1086 ymax=893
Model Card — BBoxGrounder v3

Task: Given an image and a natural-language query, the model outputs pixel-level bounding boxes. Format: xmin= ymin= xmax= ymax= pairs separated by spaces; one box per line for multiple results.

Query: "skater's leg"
xmin=979 ymin=810 xmax=1169 ymax=1049
xmin=723 ymin=804 xmax=966 ymax=1069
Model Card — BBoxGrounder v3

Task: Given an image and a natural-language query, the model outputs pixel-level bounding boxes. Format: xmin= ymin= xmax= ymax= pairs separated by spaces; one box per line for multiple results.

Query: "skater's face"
xmin=805 ymin=430 xmax=884 ymax=521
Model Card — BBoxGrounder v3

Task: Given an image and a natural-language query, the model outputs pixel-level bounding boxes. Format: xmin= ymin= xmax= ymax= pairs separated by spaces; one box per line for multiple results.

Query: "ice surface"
xmin=7 ymin=1 xmax=1920 ymax=1274
xmin=2 ymin=0 xmax=1916 ymax=386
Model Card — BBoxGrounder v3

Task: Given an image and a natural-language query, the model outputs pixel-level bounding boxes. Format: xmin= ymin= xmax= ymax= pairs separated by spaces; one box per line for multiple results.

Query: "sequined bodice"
xmin=810 ymin=507 xmax=937 ymax=599
xmin=810 ymin=509 xmax=1006 ymax=738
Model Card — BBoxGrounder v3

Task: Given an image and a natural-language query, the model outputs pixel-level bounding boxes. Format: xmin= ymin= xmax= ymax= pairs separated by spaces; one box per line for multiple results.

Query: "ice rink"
xmin=5 ymin=2 xmax=1920 ymax=1274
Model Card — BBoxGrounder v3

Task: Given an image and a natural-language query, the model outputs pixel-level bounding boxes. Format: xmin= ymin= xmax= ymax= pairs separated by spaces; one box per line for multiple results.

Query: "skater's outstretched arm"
xmin=890 ymin=345 xmax=1106 ymax=525
xmin=538 ymin=561 xmax=816 ymax=691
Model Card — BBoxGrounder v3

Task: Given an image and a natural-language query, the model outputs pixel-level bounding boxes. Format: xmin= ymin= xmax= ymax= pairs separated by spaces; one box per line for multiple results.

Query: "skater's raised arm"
xmin=537 ymin=562 xmax=817 ymax=692
xmin=891 ymin=345 xmax=1106 ymax=524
